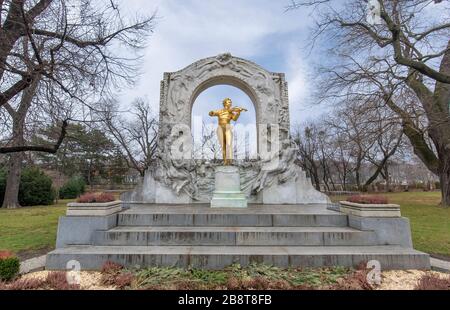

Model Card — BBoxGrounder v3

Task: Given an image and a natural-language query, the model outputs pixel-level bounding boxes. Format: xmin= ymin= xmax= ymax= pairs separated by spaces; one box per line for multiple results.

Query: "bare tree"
xmin=293 ymin=123 xmax=322 ymax=190
xmin=0 ymin=0 xmax=156 ymax=153
xmin=363 ymin=106 xmax=405 ymax=190
xmin=326 ymin=100 xmax=379 ymax=190
xmin=295 ymin=101 xmax=406 ymax=192
xmin=331 ymin=133 xmax=353 ymax=190
xmin=289 ymin=0 xmax=450 ymax=206
xmin=0 ymin=0 xmax=156 ymax=208
xmin=102 ymin=98 xmax=158 ymax=177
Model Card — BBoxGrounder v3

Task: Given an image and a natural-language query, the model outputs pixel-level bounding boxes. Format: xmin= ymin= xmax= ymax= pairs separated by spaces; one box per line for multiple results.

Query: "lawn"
xmin=0 ymin=199 xmax=70 ymax=257
xmin=330 ymin=191 xmax=450 ymax=257
xmin=0 ymin=192 xmax=449 ymax=259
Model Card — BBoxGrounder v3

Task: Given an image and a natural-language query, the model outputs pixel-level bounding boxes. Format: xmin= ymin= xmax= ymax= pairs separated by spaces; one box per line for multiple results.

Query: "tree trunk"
xmin=355 ymin=168 xmax=361 ymax=191
xmin=384 ymin=165 xmax=391 ymax=192
xmin=310 ymin=163 xmax=321 ymax=191
xmin=1 ymin=77 xmax=40 ymax=208
xmin=2 ymin=153 xmax=23 ymax=208
xmin=439 ymin=156 xmax=450 ymax=207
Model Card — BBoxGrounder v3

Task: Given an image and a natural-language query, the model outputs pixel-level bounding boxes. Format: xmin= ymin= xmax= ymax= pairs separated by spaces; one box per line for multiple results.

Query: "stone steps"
xmin=46 ymin=245 xmax=430 ymax=270
xmin=93 ymin=226 xmax=378 ymax=246
xmin=118 ymin=209 xmax=348 ymax=227
xmin=47 ymin=204 xmax=430 ymax=270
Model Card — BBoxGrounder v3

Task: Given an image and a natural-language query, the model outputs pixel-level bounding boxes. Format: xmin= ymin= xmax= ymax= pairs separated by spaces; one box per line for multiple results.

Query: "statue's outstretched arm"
xmin=209 ymin=110 xmax=219 ymax=116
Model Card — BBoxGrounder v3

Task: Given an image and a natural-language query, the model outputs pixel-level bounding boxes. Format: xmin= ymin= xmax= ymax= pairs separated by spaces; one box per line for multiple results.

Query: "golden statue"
xmin=209 ymin=98 xmax=247 ymax=165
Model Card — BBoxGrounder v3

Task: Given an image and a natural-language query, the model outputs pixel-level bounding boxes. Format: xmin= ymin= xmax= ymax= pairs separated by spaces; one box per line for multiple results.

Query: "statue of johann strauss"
xmin=208 ymin=98 xmax=247 ymax=165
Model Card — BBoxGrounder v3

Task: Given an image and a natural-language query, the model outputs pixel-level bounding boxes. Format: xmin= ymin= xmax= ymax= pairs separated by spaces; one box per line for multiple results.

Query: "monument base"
xmin=211 ymin=166 xmax=247 ymax=208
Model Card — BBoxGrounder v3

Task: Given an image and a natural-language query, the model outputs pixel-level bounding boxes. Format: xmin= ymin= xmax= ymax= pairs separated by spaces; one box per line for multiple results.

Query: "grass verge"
xmin=0 ymin=200 xmax=70 ymax=257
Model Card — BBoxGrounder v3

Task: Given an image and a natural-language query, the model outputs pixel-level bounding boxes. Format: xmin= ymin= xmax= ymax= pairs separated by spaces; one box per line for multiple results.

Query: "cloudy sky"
xmin=110 ymin=0 xmax=447 ymax=158
xmin=116 ymin=0 xmax=321 ymax=125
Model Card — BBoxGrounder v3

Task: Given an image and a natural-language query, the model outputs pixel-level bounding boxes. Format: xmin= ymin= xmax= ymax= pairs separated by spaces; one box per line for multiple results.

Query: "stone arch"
xmin=158 ymin=53 xmax=291 ymax=159
xmin=189 ymin=75 xmax=260 ymax=123
xmin=190 ymin=76 xmax=259 ymax=158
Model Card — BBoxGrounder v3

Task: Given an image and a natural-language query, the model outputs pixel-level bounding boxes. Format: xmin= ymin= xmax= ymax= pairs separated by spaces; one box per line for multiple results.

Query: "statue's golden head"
xmin=223 ymin=98 xmax=232 ymax=109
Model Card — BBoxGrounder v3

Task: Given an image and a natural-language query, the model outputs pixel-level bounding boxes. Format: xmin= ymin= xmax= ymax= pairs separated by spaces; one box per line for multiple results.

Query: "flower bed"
xmin=77 ymin=192 xmax=115 ymax=203
xmin=339 ymin=195 xmax=400 ymax=217
xmin=347 ymin=195 xmax=389 ymax=204
xmin=66 ymin=192 xmax=121 ymax=216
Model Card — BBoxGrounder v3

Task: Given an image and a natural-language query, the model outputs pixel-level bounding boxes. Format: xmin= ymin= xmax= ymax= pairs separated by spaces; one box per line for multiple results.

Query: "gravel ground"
xmin=20 ymin=271 xmax=115 ymax=290
xmin=16 ymin=269 xmax=450 ymax=290
xmin=375 ymin=270 xmax=449 ymax=290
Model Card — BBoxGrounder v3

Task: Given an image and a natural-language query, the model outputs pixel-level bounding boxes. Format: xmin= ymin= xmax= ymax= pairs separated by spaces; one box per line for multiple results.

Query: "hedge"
xmin=0 ymin=167 xmax=55 ymax=206
xmin=0 ymin=252 xmax=20 ymax=281
xmin=59 ymin=176 xmax=86 ymax=199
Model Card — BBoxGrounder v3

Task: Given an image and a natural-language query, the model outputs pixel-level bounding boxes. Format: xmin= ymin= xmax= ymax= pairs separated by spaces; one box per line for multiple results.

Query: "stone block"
xmin=55 ymin=214 xmax=118 ymax=248
xmin=339 ymin=201 xmax=401 ymax=217
xmin=348 ymin=215 xmax=413 ymax=247
xmin=46 ymin=245 xmax=430 ymax=270
xmin=262 ymin=178 xmax=297 ymax=204
xmin=155 ymin=182 xmax=191 ymax=204
xmin=211 ymin=166 xmax=247 ymax=208
xmin=66 ymin=201 xmax=122 ymax=216
xmin=295 ymin=168 xmax=331 ymax=204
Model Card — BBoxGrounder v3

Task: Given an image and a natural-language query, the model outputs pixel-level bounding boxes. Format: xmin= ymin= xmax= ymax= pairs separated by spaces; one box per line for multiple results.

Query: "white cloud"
xmin=115 ymin=0 xmax=315 ymax=123
xmin=284 ymin=43 xmax=329 ymax=124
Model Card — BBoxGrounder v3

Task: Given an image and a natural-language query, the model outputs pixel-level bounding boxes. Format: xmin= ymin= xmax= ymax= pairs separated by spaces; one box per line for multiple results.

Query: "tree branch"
xmin=378 ymin=0 xmax=450 ymax=83
xmin=0 ymin=74 xmax=33 ymax=108
xmin=0 ymin=119 xmax=68 ymax=154
xmin=26 ymin=0 xmax=53 ymax=20
xmin=31 ymin=18 xmax=153 ymax=48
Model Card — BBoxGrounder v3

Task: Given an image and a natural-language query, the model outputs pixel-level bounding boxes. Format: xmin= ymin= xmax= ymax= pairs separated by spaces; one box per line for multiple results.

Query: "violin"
xmin=231 ymin=107 xmax=248 ymax=113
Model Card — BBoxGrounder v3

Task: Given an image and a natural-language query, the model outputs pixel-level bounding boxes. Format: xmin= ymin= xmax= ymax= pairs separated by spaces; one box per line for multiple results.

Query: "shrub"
xmin=101 ymin=261 xmax=123 ymax=274
xmin=0 ymin=167 xmax=55 ymax=206
xmin=77 ymin=192 xmax=97 ymax=203
xmin=435 ymin=181 xmax=441 ymax=190
xmin=346 ymin=195 xmax=388 ymax=204
xmin=18 ymin=167 xmax=55 ymax=206
xmin=0 ymin=252 xmax=20 ymax=281
xmin=114 ymin=272 xmax=135 ymax=289
xmin=330 ymin=269 xmax=373 ymax=290
xmin=4 ymin=278 xmax=44 ymax=290
xmin=0 ymin=272 xmax=82 ymax=290
xmin=415 ymin=274 xmax=450 ymax=290
xmin=45 ymin=271 xmax=80 ymax=290
xmin=96 ymin=192 xmax=115 ymax=202
xmin=77 ymin=192 xmax=115 ymax=203
xmin=100 ymin=261 xmax=127 ymax=287
xmin=59 ymin=177 xmax=86 ymax=199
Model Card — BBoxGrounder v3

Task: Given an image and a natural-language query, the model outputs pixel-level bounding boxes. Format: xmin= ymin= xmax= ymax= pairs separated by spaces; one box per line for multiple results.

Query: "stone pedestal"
xmin=211 ymin=166 xmax=247 ymax=208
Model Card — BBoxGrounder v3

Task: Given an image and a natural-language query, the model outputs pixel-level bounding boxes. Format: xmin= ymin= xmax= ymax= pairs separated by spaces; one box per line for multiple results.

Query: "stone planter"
xmin=66 ymin=200 xmax=122 ymax=216
xmin=339 ymin=201 xmax=401 ymax=217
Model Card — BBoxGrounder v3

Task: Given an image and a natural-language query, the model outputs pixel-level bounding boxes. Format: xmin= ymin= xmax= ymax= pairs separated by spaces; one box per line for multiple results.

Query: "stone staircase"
xmin=46 ymin=204 xmax=430 ymax=270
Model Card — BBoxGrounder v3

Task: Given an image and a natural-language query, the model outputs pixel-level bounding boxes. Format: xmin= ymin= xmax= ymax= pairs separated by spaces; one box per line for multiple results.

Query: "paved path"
xmin=430 ymin=257 xmax=450 ymax=273
xmin=19 ymin=255 xmax=46 ymax=274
